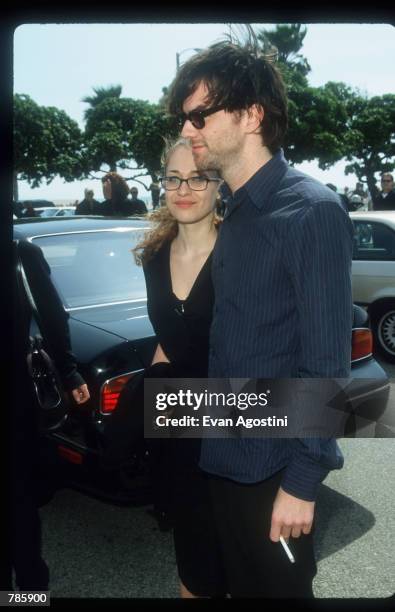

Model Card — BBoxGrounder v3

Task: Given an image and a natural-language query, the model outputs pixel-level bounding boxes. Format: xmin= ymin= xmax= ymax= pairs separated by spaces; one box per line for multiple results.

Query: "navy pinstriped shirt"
xmin=199 ymin=149 xmax=354 ymax=501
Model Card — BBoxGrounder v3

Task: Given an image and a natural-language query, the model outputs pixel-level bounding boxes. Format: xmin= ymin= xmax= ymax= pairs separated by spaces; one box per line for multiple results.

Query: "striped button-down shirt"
xmin=199 ymin=149 xmax=354 ymax=501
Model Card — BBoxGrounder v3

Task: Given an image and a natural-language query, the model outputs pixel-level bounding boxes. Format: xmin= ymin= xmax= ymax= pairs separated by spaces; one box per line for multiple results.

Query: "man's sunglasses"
xmin=381 ymin=179 xmax=392 ymax=183
xmin=177 ymin=105 xmax=225 ymax=129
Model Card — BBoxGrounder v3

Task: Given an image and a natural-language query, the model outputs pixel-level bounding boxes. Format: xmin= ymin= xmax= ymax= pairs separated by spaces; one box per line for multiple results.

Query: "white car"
xmin=350 ymin=211 xmax=395 ymax=362
xmin=36 ymin=207 xmax=76 ymax=218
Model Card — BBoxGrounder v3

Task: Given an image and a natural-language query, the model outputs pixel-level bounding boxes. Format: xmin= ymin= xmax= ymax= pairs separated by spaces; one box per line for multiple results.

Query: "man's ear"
xmin=246 ymin=104 xmax=264 ymax=134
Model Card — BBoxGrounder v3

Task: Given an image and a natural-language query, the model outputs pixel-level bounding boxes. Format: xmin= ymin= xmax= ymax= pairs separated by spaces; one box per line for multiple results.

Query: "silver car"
xmin=351 ymin=211 xmax=395 ymax=362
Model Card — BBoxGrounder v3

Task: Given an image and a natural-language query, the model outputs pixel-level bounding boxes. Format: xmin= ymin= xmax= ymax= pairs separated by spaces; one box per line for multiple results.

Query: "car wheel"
xmin=371 ymin=303 xmax=395 ymax=363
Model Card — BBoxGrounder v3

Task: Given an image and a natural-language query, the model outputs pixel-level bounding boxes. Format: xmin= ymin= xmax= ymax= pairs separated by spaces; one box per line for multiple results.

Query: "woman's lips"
xmin=174 ymin=200 xmax=194 ymax=208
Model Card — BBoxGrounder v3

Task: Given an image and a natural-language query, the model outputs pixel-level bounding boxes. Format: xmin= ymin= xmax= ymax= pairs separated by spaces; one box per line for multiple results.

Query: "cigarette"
xmin=279 ymin=536 xmax=295 ymax=563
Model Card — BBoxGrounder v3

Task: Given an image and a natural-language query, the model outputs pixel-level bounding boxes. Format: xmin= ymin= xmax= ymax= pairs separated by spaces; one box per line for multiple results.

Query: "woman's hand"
xmin=151 ymin=343 xmax=170 ymax=365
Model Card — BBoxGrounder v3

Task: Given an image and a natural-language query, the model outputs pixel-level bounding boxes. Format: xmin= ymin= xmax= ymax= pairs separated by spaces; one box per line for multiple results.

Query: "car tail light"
xmin=101 ymin=373 xmax=135 ymax=414
xmin=57 ymin=445 xmax=83 ymax=465
xmin=351 ymin=328 xmax=373 ymax=362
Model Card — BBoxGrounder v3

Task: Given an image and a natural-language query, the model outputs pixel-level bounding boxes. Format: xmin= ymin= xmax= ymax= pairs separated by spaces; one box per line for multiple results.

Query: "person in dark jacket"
xmin=8 ymin=240 xmax=90 ymax=591
xmin=149 ymin=181 xmax=161 ymax=210
xmin=168 ymin=35 xmax=353 ymax=599
xmin=129 ymin=187 xmax=148 ymax=215
xmin=101 ymin=172 xmax=134 ymax=216
xmin=21 ymin=203 xmax=38 ymax=218
xmin=75 ymin=189 xmax=102 ymax=215
xmin=373 ymin=173 xmax=395 ymax=211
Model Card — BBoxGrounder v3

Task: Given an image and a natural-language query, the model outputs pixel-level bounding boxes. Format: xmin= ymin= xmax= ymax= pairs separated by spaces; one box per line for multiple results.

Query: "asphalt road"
xmin=38 ymin=439 xmax=395 ymax=599
xmin=37 ymin=357 xmax=395 ymax=599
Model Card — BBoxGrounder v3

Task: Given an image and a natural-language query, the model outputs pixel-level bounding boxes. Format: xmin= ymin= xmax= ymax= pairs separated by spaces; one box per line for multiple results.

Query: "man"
xmin=373 ymin=173 xmax=395 ymax=211
xmin=75 ymin=189 xmax=101 ymax=215
xmin=21 ymin=202 xmax=38 ymax=218
xmin=349 ymin=182 xmax=371 ymax=210
xmin=9 ymin=240 xmax=90 ymax=591
xmin=168 ymin=39 xmax=353 ymax=598
xmin=149 ymin=181 xmax=161 ymax=210
xmin=129 ymin=187 xmax=148 ymax=215
xmin=325 ymin=183 xmax=349 ymax=212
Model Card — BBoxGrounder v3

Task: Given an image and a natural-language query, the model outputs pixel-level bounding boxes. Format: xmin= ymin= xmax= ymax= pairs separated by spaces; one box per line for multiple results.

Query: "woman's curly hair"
xmin=133 ymin=137 xmax=222 ymax=266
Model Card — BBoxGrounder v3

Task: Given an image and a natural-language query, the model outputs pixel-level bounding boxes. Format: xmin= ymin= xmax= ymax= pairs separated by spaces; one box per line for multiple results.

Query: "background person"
xmin=101 ymin=172 xmax=133 ymax=216
xmin=373 ymin=172 xmax=395 ymax=211
xmin=9 ymin=240 xmax=89 ymax=591
xmin=21 ymin=202 xmax=38 ymax=218
xmin=149 ymin=181 xmax=161 ymax=210
xmin=349 ymin=181 xmax=371 ymax=210
xmin=129 ymin=186 xmax=148 ymax=215
xmin=75 ymin=189 xmax=101 ymax=215
xmin=325 ymin=183 xmax=349 ymax=213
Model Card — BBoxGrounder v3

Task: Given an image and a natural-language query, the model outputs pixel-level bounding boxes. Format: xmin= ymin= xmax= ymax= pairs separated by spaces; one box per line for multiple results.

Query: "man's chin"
xmin=192 ymin=151 xmax=214 ymax=171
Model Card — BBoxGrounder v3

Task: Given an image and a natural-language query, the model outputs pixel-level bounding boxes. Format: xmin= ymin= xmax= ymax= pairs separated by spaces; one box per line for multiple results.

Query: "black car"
xmin=13 ymin=217 xmax=391 ymax=504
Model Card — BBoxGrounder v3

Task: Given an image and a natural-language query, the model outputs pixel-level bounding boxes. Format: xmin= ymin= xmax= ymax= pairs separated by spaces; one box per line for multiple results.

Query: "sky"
xmin=13 ymin=22 xmax=395 ymax=203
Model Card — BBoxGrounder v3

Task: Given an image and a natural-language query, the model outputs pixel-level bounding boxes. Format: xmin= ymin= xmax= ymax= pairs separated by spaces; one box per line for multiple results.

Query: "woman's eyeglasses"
xmin=159 ymin=176 xmax=221 ymax=191
xmin=177 ymin=105 xmax=225 ymax=130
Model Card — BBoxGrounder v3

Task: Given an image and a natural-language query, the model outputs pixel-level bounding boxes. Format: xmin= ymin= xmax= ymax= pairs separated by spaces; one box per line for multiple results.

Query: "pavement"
xmin=36 ymin=354 xmax=395 ymax=599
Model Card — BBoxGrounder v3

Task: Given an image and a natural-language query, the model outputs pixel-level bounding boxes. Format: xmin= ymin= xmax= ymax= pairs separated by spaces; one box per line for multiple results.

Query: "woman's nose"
xmin=177 ymin=179 xmax=192 ymax=194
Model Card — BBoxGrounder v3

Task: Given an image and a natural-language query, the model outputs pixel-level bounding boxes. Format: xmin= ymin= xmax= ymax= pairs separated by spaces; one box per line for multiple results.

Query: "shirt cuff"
xmin=62 ymin=370 xmax=85 ymax=392
xmin=280 ymin=453 xmax=331 ymax=502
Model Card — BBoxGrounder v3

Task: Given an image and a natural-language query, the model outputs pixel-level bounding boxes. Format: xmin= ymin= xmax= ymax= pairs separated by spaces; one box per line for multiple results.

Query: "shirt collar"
xmin=220 ymin=149 xmax=288 ymax=216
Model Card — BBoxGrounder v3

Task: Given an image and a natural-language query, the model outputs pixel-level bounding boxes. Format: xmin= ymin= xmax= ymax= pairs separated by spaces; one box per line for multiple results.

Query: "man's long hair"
xmin=167 ymin=25 xmax=288 ymax=153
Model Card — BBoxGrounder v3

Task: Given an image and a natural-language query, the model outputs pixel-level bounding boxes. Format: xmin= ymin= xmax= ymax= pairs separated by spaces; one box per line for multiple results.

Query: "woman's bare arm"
xmin=151 ymin=343 xmax=170 ymax=365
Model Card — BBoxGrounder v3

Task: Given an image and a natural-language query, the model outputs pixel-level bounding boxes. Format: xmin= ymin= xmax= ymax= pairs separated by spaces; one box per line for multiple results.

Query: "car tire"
xmin=370 ymin=302 xmax=395 ymax=363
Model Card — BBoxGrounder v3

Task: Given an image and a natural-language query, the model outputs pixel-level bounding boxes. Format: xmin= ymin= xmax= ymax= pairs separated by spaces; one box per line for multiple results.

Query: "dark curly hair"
xmin=102 ymin=172 xmax=130 ymax=204
xmin=167 ymin=39 xmax=288 ymax=153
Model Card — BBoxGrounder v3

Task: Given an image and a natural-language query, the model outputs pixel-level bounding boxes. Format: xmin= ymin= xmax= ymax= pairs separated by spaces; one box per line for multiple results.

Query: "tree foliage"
xmin=256 ymin=24 xmax=395 ymax=187
xmin=14 ymin=26 xmax=394 ymax=195
xmin=342 ymin=92 xmax=395 ymax=195
xmin=257 ymin=25 xmax=348 ymax=168
xmin=257 ymin=24 xmax=311 ymax=79
xmin=14 ymin=93 xmax=84 ymax=189
xmin=83 ymin=90 xmax=178 ymax=184
xmin=82 ymin=85 xmax=123 ymax=120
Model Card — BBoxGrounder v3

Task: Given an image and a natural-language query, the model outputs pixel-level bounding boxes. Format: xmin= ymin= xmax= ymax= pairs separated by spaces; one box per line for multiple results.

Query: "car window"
xmin=352 ymin=221 xmax=395 ymax=261
xmin=38 ymin=209 xmax=58 ymax=217
xmin=33 ymin=229 xmax=148 ymax=308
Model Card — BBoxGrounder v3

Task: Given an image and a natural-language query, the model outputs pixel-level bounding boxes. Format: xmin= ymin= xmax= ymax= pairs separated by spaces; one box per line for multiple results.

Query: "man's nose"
xmin=181 ymin=119 xmax=197 ymax=139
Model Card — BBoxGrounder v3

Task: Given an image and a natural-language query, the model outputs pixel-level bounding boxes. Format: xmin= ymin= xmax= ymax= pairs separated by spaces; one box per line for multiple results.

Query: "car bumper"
xmin=346 ymin=356 xmax=391 ymax=426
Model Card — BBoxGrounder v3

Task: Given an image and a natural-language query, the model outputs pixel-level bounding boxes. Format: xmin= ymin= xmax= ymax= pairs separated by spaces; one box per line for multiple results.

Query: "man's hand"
xmin=270 ymin=486 xmax=315 ymax=542
xmin=71 ymin=384 xmax=90 ymax=405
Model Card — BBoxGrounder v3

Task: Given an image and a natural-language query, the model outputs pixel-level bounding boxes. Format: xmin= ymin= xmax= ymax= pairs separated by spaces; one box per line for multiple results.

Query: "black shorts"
xmin=208 ymin=468 xmax=317 ymax=598
xmin=166 ymin=439 xmax=228 ymax=597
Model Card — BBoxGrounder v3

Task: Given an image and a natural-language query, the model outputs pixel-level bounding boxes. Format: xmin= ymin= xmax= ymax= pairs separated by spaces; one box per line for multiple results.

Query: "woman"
xmin=133 ymin=137 xmax=227 ymax=598
xmin=101 ymin=172 xmax=133 ymax=216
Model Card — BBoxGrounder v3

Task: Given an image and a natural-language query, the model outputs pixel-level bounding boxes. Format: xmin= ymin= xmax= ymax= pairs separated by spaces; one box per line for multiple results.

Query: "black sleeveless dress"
xmin=143 ymin=239 xmax=227 ymax=597
xmin=144 ymin=239 xmax=214 ymax=377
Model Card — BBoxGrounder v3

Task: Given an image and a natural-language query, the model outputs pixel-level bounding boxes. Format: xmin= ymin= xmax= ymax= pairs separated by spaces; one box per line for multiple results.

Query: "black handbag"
xmin=15 ymin=241 xmax=69 ymax=433
xmin=26 ymin=334 xmax=68 ymax=432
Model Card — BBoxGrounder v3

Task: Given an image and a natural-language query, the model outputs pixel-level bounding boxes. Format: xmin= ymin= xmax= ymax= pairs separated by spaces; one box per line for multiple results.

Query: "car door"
xmin=352 ymin=220 xmax=395 ymax=305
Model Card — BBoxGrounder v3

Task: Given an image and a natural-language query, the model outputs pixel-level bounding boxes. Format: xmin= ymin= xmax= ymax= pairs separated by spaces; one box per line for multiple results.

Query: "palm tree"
xmin=257 ymin=24 xmax=311 ymax=78
xmin=82 ymin=85 xmax=123 ymax=121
